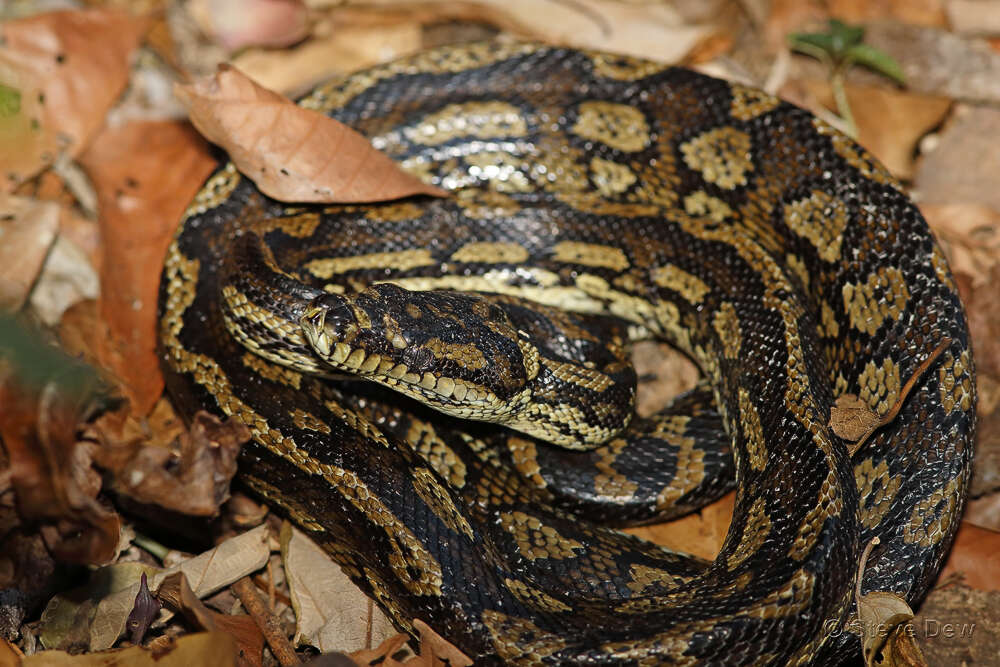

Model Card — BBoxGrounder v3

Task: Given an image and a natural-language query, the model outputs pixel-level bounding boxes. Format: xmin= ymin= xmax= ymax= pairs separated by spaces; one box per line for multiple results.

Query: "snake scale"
xmin=158 ymin=43 xmax=976 ymax=664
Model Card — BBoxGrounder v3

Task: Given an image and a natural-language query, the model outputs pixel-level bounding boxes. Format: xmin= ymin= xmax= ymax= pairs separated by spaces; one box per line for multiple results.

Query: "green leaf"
xmin=845 ymin=43 xmax=906 ymax=85
xmin=0 ymin=82 xmax=20 ymax=117
xmin=789 ymin=31 xmax=835 ymax=55
xmin=828 ymin=19 xmax=865 ymax=55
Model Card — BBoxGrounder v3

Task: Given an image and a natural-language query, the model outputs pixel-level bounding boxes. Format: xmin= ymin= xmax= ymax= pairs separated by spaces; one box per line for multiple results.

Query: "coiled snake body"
xmin=159 ymin=43 xmax=975 ymax=664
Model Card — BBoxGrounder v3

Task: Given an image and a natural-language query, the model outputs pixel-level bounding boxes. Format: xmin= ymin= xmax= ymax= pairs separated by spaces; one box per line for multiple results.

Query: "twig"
xmin=232 ymin=575 xmax=301 ymax=666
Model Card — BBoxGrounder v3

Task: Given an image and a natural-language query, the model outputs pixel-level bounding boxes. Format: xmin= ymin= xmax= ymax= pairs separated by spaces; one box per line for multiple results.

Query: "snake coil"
xmin=160 ymin=43 xmax=975 ymax=665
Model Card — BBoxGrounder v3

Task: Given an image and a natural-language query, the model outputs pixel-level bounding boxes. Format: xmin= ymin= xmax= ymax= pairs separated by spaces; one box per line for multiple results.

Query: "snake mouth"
xmin=300 ymin=304 xmax=496 ymax=407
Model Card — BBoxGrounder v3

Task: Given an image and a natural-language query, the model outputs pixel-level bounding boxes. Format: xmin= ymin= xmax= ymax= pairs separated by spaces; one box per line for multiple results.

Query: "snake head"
xmin=299 ymin=284 xmax=540 ymax=419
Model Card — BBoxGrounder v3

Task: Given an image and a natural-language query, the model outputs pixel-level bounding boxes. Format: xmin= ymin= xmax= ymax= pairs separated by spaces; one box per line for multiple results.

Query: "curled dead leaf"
xmin=412 ymin=619 xmax=473 ymax=667
xmin=174 ymin=65 xmax=447 ymax=203
xmin=85 ymin=402 xmax=250 ymax=516
xmin=855 ymin=538 xmax=927 ymax=667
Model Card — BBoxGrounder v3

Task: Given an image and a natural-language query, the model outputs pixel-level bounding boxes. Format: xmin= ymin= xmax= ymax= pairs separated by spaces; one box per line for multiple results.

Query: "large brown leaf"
xmin=78 ymin=121 xmax=216 ymax=416
xmin=0 ymin=9 xmax=148 ymax=192
xmin=174 ymin=65 xmax=446 ymax=203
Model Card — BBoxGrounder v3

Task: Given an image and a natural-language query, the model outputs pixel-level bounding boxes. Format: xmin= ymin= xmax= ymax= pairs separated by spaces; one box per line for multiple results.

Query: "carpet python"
xmin=158 ymin=43 xmax=976 ymax=665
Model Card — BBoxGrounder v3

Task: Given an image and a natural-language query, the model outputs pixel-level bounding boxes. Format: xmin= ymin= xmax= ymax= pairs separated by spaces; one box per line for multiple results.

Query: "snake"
xmin=158 ymin=43 xmax=976 ymax=664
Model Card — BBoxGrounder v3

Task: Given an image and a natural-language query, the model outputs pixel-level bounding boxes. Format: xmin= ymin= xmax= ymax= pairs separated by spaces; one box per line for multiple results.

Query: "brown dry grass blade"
xmin=174 ymin=65 xmax=446 ymax=203
xmin=0 ymin=8 xmax=149 ymax=191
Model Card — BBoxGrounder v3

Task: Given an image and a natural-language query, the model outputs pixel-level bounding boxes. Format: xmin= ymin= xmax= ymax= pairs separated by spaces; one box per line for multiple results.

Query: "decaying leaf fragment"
xmin=829 ymin=338 xmax=951 ymax=455
xmin=23 ymin=632 xmax=239 ymax=667
xmin=855 ymin=538 xmax=928 ymax=667
xmin=174 ymin=65 xmax=447 ymax=203
xmin=84 ymin=401 xmax=250 ymax=516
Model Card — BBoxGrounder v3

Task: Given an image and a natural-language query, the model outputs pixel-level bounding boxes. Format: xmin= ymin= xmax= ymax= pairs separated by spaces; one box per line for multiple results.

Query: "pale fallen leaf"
xmin=87 ymin=524 xmax=271 ymax=650
xmin=0 ymin=9 xmax=148 ymax=191
xmin=188 ymin=0 xmax=309 ymax=52
xmin=280 ymin=522 xmax=396 ymax=652
xmin=23 ymin=632 xmax=238 ymax=667
xmin=174 ymin=65 xmax=446 ymax=203
xmin=858 ymin=592 xmax=920 ymax=666
xmin=946 ymin=0 xmax=1000 ymax=36
xmin=855 ymin=537 xmax=927 ymax=666
xmin=38 ymin=561 xmax=158 ymax=651
xmin=921 ymin=203 xmax=1000 ymax=287
xmin=0 ymin=195 xmax=59 ymax=310
xmin=232 ymin=21 xmax=423 ymax=96
xmin=336 ymin=0 xmax=712 ymax=64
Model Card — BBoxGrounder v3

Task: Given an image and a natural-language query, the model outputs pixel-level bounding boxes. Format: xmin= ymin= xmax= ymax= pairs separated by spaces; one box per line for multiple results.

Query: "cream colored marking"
xmin=784 ymin=190 xmax=849 ymax=262
xmin=651 ymin=264 xmax=710 ymax=304
xmin=729 ymin=84 xmax=781 ymax=121
xmin=680 ymin=126 xmax=753 ymax=189
xmin=713 ymin=302 xmax=741 ymax=360
xmin=728 ymin=498 xmax=771 ymax=568
xmin=403 ymin=101 xmax=527 ymax=146
xmin=504 ymin=578 xmax=571 ymax=613
xmin=290 ymin=408 xmax=331 ymax=434
xmin=305 ymin=249 xmax=435 ymax=278
xmin=590 ymin=156 xmax=637 ymax=197
xmin=411 ymin=467 xmax=473 ymax=538
xmin=858 ymin=356 xmax=901 ymax=416
xmin=450 ymin=241 xmax=529 ymax=264
xmin=684 ymin=190 xmax=734 ymax=223
xmin=904 ymin=477 xmax=960 ymax=547
xmin=498 ymin=511 xmax=583 ymax=560
xmin=553 ymin=240 xmax=630 ymax=272
xmin=842 ymin=266 xmax=910 ymax=336
xmin=572 ymin=101 xmax=651 ymax=152
xmin=739 ymin=389 xmax=767 ymax=471
xmin=855 ymin=457 xmax=901 ymax=531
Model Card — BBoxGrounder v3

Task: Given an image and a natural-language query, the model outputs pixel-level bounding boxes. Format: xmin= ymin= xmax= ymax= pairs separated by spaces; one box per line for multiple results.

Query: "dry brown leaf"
xmin=349 ymin=633 xmax=410 ymax=666
xmin=188 ymin=0 xmax=309 ymax=52
xmin=922 ymin=203 xmax=1000 ymax=288
xmin=157 ymin=572 xmax=264 ymax=667
xmin=0 ymin=9 xmax=148 ymax=191
xmin=0 ymin=357 xmax=119 ymax=565
xmin=829 ymin=394 xmax=880 ymax=444
xmin=826 ymin=0 xmax=947 ymax=26
xmin=174 ymin=65 xmax=445 ymax=203
xmin=0 ymin=195 xmax=60 ymax=310
xmin=624 ymin=490 xmax=734 ymax=561
xmin=85 ymin=402 xmax=249 ymax=516
xmin=937 ymin=522 xmax=1000 ymax=591
xmin=855 ymin=538 xmax=925 ymax=666
xmin=411 ymin=619 xmax=473 ymax=667
xmin=279 ymin=522 xmax=396 ymax=652
xmin=78 ymin=121 xmax=216 ymax=416
xmin=22 ymin=632 xmax=238 ymax=667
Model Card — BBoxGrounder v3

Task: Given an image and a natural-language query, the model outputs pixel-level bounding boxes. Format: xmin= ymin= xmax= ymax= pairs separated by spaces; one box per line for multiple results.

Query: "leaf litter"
xmin=2 ymin=1 xmax=1000 ymax=665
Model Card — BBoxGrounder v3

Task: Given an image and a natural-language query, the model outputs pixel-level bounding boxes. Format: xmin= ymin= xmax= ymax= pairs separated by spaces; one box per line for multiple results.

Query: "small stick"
xmin=233 ymin=575 xmax=301 ymax=665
